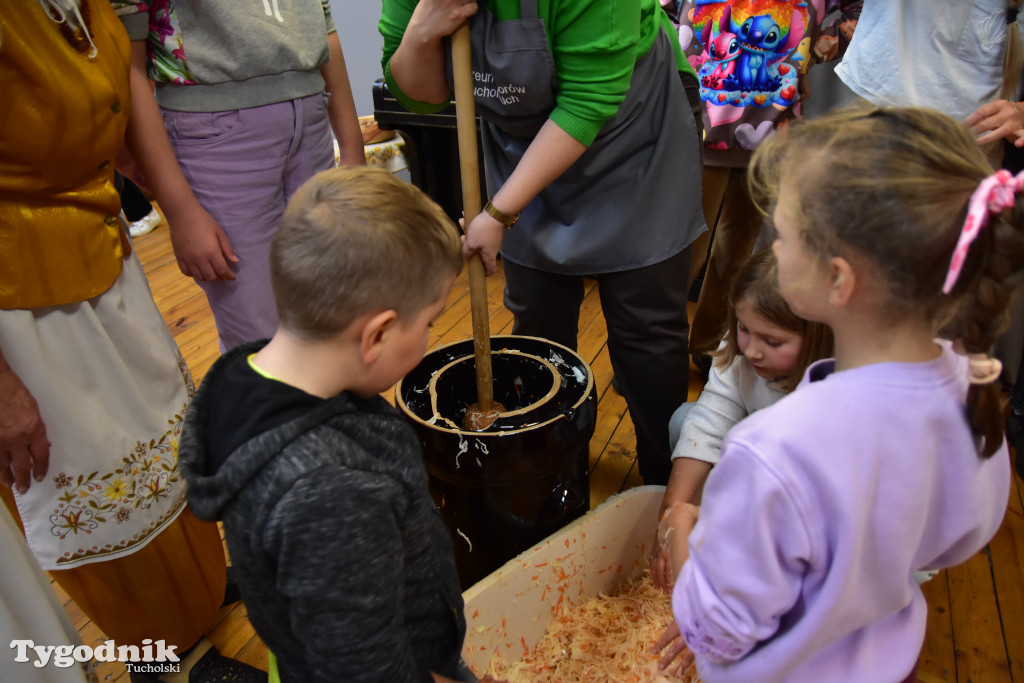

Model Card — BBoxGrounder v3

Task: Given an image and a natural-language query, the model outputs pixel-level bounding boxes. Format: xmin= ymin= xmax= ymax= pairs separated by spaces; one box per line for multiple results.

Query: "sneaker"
xmin=128 ymin=208 xmax=162 ymax=238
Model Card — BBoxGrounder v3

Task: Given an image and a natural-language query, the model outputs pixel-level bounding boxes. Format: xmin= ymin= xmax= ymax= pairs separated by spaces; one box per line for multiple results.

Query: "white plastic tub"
xmin=461 ymin=485 xmax=665 ymax=673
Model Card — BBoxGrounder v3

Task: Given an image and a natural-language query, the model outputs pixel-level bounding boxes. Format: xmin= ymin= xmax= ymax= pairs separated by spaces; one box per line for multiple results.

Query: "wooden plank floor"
xmin=69 ymin=215 xmax=1022 ymax=682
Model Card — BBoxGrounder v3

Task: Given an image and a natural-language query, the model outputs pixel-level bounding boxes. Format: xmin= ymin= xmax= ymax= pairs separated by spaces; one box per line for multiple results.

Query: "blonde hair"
xmin=749 ymin=105 xmax=1024 ymax=456
xmin=1000 ymin=2 xmax=1023 ymax=102
xmin=270 ymin=167 xmax=463 ymax=341
xmin=716 ymin=247 xmax=833 ymax=393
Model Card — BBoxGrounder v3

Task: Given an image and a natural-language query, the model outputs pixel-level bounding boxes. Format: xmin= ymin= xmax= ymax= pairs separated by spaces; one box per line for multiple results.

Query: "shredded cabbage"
xmin=484 ymin=574 xmax=700 ymax=683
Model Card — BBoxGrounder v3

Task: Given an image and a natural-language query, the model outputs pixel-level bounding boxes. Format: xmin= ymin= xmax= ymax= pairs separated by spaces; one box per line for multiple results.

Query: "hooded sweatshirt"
xmin=178 ymin=341 xmax=467 ymax=683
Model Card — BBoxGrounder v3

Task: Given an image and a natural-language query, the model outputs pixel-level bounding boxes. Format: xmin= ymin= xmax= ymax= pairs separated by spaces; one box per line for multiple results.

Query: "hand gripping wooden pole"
xmin=452 ymin=24 xmax=502 ymax=431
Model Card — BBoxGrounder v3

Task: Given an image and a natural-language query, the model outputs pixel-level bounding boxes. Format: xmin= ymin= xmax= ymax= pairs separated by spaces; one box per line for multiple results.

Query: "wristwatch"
xmin=482 ymin=200 xmax=520 ymax=229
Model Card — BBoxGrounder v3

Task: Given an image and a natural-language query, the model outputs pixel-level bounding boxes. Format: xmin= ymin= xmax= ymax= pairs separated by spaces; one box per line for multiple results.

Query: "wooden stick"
xmin=451 ymin=23 xmax=495 ymax=414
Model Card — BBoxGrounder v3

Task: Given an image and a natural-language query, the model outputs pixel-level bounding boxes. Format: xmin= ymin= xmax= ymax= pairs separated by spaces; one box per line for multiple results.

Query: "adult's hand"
xmin=964 ymin=99 xmax=1024 ymax=148
xmin=407 ymin=0 xmax=479 ymax=42
xmin=459 ymin=120 xmax=588 ymax=275
xmin=0 ymin=363 xmax=50 ymax=494
xmin=462 ymin=211 xmax=505 ymax=276
xmin=165 ymin=201 xmax=239 ymax=282
xmin=390 ymin=0 xmax=479 ymax=104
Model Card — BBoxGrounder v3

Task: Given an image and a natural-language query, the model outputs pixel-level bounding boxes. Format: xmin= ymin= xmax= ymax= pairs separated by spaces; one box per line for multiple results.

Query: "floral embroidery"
xmin=48 ymin=400 xmax=189 ymax=543
xmin=48 ymin=350 xmax=194 ymax=564
xmin=103 ymin=478 xmax=129 ymax=503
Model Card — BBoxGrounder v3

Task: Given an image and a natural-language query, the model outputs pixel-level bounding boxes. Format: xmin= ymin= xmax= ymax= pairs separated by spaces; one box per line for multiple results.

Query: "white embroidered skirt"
xmin=0 ymin=253 xmax=192 ymax=570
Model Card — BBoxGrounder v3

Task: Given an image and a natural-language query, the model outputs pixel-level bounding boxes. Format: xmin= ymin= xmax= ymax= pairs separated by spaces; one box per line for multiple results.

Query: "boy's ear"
xmin=360 ymin=310 xmax=398 ymax=364
xmin=828 ymin=256 xmax=856 ymax=307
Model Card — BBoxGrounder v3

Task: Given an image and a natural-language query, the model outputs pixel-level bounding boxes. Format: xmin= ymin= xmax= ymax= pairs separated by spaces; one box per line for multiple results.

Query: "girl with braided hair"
xmin=653 ymin=105 xmax=1021 ymax=683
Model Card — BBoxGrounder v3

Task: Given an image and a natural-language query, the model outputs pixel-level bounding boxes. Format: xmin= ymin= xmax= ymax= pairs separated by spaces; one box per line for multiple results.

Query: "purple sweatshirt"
xmin=672 ymin=342 xmax=1010 ymax=682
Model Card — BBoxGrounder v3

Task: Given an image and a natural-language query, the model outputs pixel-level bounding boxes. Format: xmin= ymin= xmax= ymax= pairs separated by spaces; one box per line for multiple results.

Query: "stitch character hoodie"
xmin=673 ymin=0 xmax=860 ymax=167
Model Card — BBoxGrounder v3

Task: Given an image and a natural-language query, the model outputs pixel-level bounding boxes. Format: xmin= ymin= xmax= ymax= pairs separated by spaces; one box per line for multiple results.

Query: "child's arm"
xmin=664 ymin=358 xmax=752 ymax=509
xmin=671 ymin=441 xmax=811 ymax=668
xmin=123 ymin=42 xmax=239 ymax=282
xmin=651 ymin=360 xmax=750 ymax=589
xmin=321 ymin=29 xmax=365 ymax=167
xmin=657 ymin=502 xmax=700 ymax=582
xmin=265 ymin=470 xmax=451 ymax=683
xmin=650 ymin=459 xmax=709 ymax=589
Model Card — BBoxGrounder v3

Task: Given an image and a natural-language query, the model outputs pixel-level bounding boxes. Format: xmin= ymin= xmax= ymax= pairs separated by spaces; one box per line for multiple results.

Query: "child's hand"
xmin=652 ymin=620 xmax=696 ymax=675
xmin=656 ymin=503 xmax=700 ymax=584
xmin=165 ymin=200 xmax=239 ymax=282
xmin=650 ymin=536 xmax=675 ymax=592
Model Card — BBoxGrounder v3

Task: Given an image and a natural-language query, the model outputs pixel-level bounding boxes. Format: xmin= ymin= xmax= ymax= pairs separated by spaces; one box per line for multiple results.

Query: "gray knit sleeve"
xmin=263 ymin=468 xmax=434 ymax=683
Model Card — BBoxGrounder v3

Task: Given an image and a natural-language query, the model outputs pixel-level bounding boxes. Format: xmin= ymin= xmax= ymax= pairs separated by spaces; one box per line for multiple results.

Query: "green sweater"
xmin=379 ymin=0 xmax=694 ymax=146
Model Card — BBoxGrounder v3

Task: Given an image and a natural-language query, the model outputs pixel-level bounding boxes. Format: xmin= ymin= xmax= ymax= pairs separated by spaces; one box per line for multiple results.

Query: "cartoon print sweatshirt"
xmin=673 ymin=0 xmax=861 ymax=167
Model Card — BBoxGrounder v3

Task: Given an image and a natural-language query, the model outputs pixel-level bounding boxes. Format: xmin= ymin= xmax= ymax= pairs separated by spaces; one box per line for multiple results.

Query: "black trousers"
xmin=502 ymin=248 xmax=692 ymax=485
xmin=117 ymin=173 xmax=153 ymax=222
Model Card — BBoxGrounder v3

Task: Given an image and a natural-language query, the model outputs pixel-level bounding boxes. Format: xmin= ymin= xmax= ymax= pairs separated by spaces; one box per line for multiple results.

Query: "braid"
xmin=751 ymin=105 xmax=1024 ymax=459
xmin=947 ymin=202 xmax=1024 ymax=456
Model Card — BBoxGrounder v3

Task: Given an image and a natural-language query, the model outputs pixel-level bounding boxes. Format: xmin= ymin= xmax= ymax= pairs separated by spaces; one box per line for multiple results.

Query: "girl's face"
xmin=735 ymin=297 xmax=804 ymax=381
xmin=771 ymin=180 xmax=830 ymax=323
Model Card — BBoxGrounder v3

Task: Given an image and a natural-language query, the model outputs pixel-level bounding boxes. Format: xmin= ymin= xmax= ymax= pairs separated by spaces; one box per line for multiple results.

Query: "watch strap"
xmin=482 ymin=200 xmax=520 ymax=229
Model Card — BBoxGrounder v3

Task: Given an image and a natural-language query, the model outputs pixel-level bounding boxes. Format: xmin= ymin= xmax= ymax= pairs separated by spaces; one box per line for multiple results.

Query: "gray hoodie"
xmin=179 ymin=341 xmax=467 ymax=683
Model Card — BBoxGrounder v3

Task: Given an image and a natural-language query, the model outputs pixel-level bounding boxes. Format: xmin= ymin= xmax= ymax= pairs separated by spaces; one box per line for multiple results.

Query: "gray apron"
xmin=466 ymin=0 xmax=705 ymax=274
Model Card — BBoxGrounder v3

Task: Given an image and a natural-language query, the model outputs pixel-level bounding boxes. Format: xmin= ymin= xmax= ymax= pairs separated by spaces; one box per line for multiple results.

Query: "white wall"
xmin=330 ymin=1 xmax=385 ymax=118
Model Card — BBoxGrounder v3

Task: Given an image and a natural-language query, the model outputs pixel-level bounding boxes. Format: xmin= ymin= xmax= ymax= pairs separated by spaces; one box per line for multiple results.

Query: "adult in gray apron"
xmin=427 ymin=0 xmax=707 ymax=485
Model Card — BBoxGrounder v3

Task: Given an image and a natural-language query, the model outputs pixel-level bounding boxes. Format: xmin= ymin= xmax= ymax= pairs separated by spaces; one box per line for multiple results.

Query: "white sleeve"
xmin=672 ymin=359 xmax=750 ymax=465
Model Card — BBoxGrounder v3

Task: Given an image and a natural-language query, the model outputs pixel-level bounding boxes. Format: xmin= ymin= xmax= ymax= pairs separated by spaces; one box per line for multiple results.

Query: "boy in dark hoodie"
xmin=178 ymin=167 xmax=472 ymax=683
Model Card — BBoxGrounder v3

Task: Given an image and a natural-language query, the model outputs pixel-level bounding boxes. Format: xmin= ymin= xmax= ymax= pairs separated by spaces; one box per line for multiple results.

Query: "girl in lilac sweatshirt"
xmin=655 ymin=106 xmax=1021 ymax=682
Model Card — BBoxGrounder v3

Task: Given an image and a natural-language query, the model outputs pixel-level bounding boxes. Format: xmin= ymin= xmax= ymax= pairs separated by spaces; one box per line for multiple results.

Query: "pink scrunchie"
xmin=943 ymin=169 xmax=1024 ymax=294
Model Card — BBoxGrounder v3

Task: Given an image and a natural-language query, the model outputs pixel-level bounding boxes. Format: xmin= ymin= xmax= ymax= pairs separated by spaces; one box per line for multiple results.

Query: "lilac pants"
xmin=162 ymin=94 xmax=334 ymax=351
